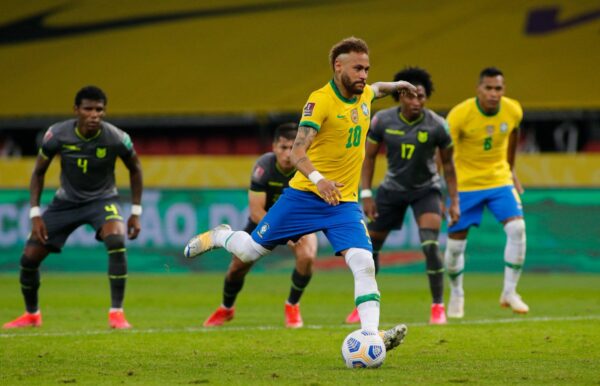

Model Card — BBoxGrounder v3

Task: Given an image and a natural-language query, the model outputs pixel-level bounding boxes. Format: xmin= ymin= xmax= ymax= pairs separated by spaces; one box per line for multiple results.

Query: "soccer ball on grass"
xmin=341 ymin=329 xmax=386 ymax=368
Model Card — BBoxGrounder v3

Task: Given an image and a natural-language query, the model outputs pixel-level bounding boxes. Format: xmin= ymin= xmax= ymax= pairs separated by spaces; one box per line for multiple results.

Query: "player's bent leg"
xmin=284 ymin=234 xmax=317 ymax=328
xmin=445 ymin=235 xmax=467 ymax=318
xmin=204 ymin=257 xmax=253 ymax=327
xmin=344 ymin=248 xmax=380 ymax=332
xmin=500 ymin=218 xmax=528 ymax=313
xmin=419 ymin=228 xmax=446 ymax=324
xmin=345 ymin=233 xmax=386 ymax=325
xmin=104 ymin=233 xmax=131 ymax=329
xmin=4 ymin=245 xmax=49 ymax=329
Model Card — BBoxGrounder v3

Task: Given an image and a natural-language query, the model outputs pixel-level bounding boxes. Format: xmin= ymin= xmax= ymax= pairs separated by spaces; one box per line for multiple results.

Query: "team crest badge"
xmin=257 ymin=223 xmax=270 ymax=238
xmin=351 ymin=108 xmax=359 ymax=123
xmin=486 ymin=125 xmax=495 ymax=135
xmin=361 ymin=102 xmax=369 ymax=117
xmin=500 ymin=122 xmax=508 ymax=133
xmin=417 ymin=131 xmax=428 ymax=143
xmin=96 ymin=147 xmax=107 ymax=158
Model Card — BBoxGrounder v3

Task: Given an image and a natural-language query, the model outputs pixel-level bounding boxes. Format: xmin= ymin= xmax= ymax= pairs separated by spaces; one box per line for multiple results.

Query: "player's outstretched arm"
xmin=371 ymin=80 xmax=417 ymax=99
xmin=29 ymin=156 xmax=52 ymax=242
xmin=122 ymin=154 xmax=143 ymax=239
xmin=439 ymin=146 xmax=460 ymax=226
xmin=291 ymin=125 xmax=343 ymax=205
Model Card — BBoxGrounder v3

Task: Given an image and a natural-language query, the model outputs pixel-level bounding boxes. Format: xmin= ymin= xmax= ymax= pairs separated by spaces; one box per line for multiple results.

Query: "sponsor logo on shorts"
xmin=257 ymin=223 xmax=270 ymax=238
xmin=303 ymin=103 xmax=315 ymax=117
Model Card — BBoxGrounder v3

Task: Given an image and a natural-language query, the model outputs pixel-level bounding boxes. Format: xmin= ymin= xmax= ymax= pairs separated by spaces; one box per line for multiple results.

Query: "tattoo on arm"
xmin=294 ymin=126 xmax=317 ymax=149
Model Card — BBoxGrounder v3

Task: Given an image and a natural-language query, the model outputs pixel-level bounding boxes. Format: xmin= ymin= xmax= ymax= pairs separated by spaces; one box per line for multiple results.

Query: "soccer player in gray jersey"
xmin=3 ymin=86 xmax=143 ymax=330
xmin=345 ymin=67 xmax=460 ymax=325
xmin=201 ymin=123 xmax=318 ymax=328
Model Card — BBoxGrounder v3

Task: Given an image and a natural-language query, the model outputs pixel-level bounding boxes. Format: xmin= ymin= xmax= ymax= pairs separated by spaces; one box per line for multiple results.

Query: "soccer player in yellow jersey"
xmin=444 ymin=67 xmax=529 ymax=318
xmin=185 ymin=37 xmax=416 ymax=353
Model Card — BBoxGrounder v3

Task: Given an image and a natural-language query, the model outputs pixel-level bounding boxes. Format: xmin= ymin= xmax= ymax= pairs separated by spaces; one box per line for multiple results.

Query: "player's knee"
xmin=233 ymin=236 xmax=268 ymax=263
xmin=504 ymin=219 xmax=526 ymax=242
xmin=104 ymin=233 xmax=125 ymax=251
xmin=444 ymin=238 xmax=466 ymax=270
xmin=345 ymin=248 xmax=376 ymax=278
xmin=419 ymin=229 xmax=443 ymax=270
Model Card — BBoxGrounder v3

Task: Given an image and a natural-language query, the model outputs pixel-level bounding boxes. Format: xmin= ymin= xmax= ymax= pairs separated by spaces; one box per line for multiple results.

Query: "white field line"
xmin=1 ymin=314 xmax=599 ymax=339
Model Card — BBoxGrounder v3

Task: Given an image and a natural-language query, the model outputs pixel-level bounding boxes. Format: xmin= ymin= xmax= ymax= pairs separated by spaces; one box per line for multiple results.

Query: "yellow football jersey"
xmin=447 ymin=96 xmax=523 ymax=191
xmin=289 ymin=80 xmax=375 ymax=202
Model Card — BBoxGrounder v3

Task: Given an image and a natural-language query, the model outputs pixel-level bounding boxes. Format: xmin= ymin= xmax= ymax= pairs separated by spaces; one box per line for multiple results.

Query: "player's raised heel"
xmin=184 ymin=224 xmax=232 ymax=259
xmin=2 ymin=311 xmax=42 ymax=329
xmin=500 ymin=292 xmax=529 ymax=314
xmin=447 ymin=294 xmax=464 ymax=318
xmin=345 ymin=307 xmax=360 ymax=324
xmin=109 ymin=310 xmax=132 ymax=329
xmin=379 ymin=324 xmax=408 ymax=351
xmin=203 ymin=306 xmax=235 ymax=327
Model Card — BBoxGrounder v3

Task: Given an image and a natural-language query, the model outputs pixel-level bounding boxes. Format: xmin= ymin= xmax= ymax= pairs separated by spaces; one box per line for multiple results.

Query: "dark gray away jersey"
xmin=368 ymin=107 xmax=452 ymax=192
xmin=40 ymin=119 xmax=135 ymax=202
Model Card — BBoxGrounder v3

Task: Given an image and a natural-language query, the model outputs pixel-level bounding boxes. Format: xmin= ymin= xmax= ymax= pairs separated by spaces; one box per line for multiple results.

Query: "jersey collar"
xmin=275 ymin=162 xmax=296 ymax=177
xmin=329 ymin=79 xmax=358 ymax=104
xmin=476 ymin=97 xmax=500 ymax=117
xmin=75 ymin=126 xmax=102 ymax=141
xmin=398 ymin=108 xmax=424 ymax=126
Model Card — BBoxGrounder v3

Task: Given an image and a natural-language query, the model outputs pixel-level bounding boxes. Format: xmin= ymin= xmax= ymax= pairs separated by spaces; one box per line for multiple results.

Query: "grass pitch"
xmin=1 ymin=272 xmax=599 ymax=385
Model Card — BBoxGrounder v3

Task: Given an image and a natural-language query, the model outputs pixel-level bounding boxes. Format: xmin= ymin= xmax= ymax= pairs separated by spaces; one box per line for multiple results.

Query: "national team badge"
xmin=303 ymin=103 xmax=315 ymax=117
xmin=361 ymin=102 xmax=369 ymax=117
xmin=351 ymin=108 xmax=359 ymax=123
xmin=486 ymin=125 xmax=495 ymax=135
xmin=96 ymin=147 xmax=107 ymax=158
xmin=500 ymin=122 xmax=508 ymax=133
xmin=257 ymin=223 xmax=270 ymax=238
xmin=417 ymin=131 xmax=428 ymax=143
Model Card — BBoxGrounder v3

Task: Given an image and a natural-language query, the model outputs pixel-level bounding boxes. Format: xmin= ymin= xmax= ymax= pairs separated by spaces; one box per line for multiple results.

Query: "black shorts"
xmin=367 ymin=186 xmax=441 ymax=232
xmin=30 ymin=196 xmax=124 ymax=252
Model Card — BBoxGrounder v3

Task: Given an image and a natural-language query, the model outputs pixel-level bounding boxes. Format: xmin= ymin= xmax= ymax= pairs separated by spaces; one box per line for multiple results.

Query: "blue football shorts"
xmin=251 ymin=188 xmax=372 ymax=254
xmin=448 ymin=185 xmax=523 ymax=233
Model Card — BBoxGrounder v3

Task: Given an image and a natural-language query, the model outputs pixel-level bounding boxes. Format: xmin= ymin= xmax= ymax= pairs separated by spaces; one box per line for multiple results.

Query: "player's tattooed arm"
xmin=371 ymin=80 xmax=417 ymax=99
xmin=291 ymin=125 xmax=318 ymax=176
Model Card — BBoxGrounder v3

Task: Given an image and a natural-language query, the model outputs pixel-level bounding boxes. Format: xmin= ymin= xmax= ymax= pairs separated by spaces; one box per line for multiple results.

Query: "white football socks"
xmin=444 ymin=238 xmax=466 ymax=297
xmin=503 ymin=219 xmax=526 ymax=295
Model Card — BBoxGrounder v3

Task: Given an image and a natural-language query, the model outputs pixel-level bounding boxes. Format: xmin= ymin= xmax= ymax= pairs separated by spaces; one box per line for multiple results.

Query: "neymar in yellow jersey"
xmin=444 ymin=67 xmax=529 ymax=318
xmin=185 ymin=37 xmax=415 ymax=353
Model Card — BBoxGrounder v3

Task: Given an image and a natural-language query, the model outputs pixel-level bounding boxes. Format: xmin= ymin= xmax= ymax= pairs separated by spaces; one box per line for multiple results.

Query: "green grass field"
xmin=1 ymin=272 xmax=599 ymax=385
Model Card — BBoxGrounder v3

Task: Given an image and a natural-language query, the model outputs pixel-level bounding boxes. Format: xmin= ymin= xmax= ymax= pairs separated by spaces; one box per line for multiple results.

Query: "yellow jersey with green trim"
xmin=447 ymin=96 xmax=523 ymax=191
xmin=289 ymin=80 xmax=375 ymax=202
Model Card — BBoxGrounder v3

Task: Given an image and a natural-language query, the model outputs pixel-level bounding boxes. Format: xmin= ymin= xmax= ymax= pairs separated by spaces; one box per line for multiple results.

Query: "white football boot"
xmin=184 ymin=224 xmax=232 ymax=259
xmin=500 ymin=292 xmax=529 ymax=314
xmin=447 ymin=294 xmax=465 ymax=318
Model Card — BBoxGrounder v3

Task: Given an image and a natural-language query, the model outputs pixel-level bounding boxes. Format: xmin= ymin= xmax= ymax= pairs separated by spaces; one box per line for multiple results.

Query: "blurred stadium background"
xmin=0 ymin=0 xmax=598 ymax=273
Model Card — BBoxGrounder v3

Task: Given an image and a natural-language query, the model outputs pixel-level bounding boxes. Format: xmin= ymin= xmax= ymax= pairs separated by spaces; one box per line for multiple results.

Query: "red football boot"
xmin=3 ymin=312 xmax=42 ymax=329
xmin=203 ymin=306 xmax=235 ymax=327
